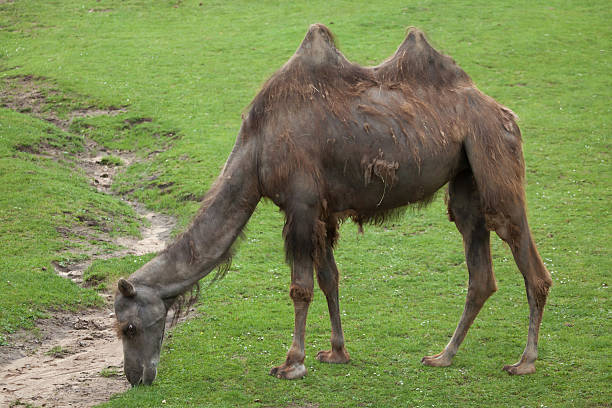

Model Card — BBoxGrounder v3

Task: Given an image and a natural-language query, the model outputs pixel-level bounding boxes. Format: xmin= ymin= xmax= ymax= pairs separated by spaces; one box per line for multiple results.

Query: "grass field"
xmin=1 ymin=0 xmax=610 ymax=407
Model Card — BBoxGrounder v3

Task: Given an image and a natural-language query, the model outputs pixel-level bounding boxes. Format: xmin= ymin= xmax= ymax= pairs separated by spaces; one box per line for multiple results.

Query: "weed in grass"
xmin=44 ymin=345 xmax=72 ymax=358
xmin=98 ymin=155 xmax=124 ymax=167
xmin=100 ymin=367 xmax=121 ymax=378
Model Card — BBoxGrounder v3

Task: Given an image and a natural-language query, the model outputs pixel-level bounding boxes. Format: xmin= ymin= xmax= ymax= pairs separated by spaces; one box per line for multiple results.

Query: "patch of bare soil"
xmin=0 ymin=75 xmax=126 ymax=132
xmin=0 ymin=309 xmax=127 ymax=408
xmin=0 ymin=76 xmax=177 ymax=407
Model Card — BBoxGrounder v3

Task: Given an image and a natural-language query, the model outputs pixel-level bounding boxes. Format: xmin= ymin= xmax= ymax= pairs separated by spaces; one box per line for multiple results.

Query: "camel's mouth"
xmin=130 ymin=377 xmax=143 ymax=388
xmin=127 ymin=364 xmax=157 ymax=387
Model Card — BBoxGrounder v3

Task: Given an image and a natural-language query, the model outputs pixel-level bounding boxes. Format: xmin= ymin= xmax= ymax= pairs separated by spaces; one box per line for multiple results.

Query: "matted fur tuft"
xmin=166 ymin=243 xmax=237 ymax=326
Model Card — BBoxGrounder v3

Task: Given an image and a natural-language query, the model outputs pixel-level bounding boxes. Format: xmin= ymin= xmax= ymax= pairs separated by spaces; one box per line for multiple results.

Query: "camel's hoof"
xmin=502 ymin=363 xmax=536 ymax=375
xmin=316 ymin=348 xmax=350 ymax=364
xmin=269 ymin=362 xmax=307 ymax=380
xmin=421 ymin=352 xmax=453 ymax=367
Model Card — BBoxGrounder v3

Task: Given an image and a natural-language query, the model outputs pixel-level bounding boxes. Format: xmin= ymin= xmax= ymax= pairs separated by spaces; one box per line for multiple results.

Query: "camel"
xmin=114 ymin=24 xmax=552 ymax=386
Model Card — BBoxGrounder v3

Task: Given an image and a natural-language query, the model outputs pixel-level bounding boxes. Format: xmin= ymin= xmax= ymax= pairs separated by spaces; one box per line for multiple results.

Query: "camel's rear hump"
xmin=375 ymin=27 xmax=471 ymax=89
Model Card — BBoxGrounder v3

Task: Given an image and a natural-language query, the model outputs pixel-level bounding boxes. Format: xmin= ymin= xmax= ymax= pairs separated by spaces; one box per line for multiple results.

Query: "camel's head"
xmin=114 ymin=278 xmax=167 ymax=386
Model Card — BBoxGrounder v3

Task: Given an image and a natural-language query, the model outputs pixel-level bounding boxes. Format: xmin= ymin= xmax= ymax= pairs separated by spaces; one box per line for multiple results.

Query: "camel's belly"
xmin=322 ymin=133 xmax=467 ymax=213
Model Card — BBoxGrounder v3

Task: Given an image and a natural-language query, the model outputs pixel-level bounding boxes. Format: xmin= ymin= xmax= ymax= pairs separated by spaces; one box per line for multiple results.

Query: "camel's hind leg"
xmin=315 ymin=241 xmax=350 ymax=364
xmin=422 ymin=170 xmax=497 ymax=368
xmin=491 ymin=201 xmax=552 ymax=375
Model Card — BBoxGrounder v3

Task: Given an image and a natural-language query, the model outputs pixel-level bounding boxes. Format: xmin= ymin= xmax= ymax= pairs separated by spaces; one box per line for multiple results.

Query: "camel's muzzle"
xmin=125 ymin=360 xmax=157 ymax=386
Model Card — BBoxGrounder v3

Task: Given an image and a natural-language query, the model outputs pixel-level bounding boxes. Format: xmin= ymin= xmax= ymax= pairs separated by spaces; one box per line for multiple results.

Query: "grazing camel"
xmin=114 ymin=24 xmax=552 ymax=385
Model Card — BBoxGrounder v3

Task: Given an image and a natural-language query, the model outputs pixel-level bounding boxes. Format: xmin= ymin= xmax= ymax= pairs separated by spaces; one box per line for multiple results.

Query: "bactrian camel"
xmin=114 ymin=24 xmax=552 ymax=385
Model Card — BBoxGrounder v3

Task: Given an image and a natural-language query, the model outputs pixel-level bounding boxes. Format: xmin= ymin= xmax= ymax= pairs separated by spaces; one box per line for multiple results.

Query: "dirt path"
xmin=0 ymin=77 xmax=178 ymax=407
xmin=0 ymin=144 xmax=177 ymax=407
xmin=0 ymin=309 xmax=127 ymax=408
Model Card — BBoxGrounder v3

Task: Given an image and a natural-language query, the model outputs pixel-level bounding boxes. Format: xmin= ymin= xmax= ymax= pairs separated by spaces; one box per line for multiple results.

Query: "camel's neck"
xmin=129 ymin=139 xmax=260 ymax=301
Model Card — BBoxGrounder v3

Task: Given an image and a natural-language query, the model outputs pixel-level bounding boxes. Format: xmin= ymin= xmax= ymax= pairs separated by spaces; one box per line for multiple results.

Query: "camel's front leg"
xmin=269 ymin=260 xmax=314 ymax=379
xmin=270 ymin=185 xmax=318 ymax=380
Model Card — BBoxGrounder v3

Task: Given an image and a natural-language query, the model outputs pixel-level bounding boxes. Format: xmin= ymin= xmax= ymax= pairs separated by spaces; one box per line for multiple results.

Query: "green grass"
xmin=1 ymin=0 xmax=610 ymax=406
xmin=83 ymin=254 xmax=155 ymax=291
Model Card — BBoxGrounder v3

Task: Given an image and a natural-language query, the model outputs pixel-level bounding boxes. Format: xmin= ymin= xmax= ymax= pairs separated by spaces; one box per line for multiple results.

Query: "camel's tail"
xmin=462 ymin=94 xmax=526 ymax=218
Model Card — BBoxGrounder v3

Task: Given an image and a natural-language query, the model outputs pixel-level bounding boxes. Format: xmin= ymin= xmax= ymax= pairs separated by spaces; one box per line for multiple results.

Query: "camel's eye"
xmin=124 ymin=323 xmax=137 ymax=338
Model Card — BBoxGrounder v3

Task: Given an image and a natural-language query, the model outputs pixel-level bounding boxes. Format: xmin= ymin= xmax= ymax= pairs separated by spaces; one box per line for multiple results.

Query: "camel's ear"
xmin=118 ymin=278 xmax=136 ymax=297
